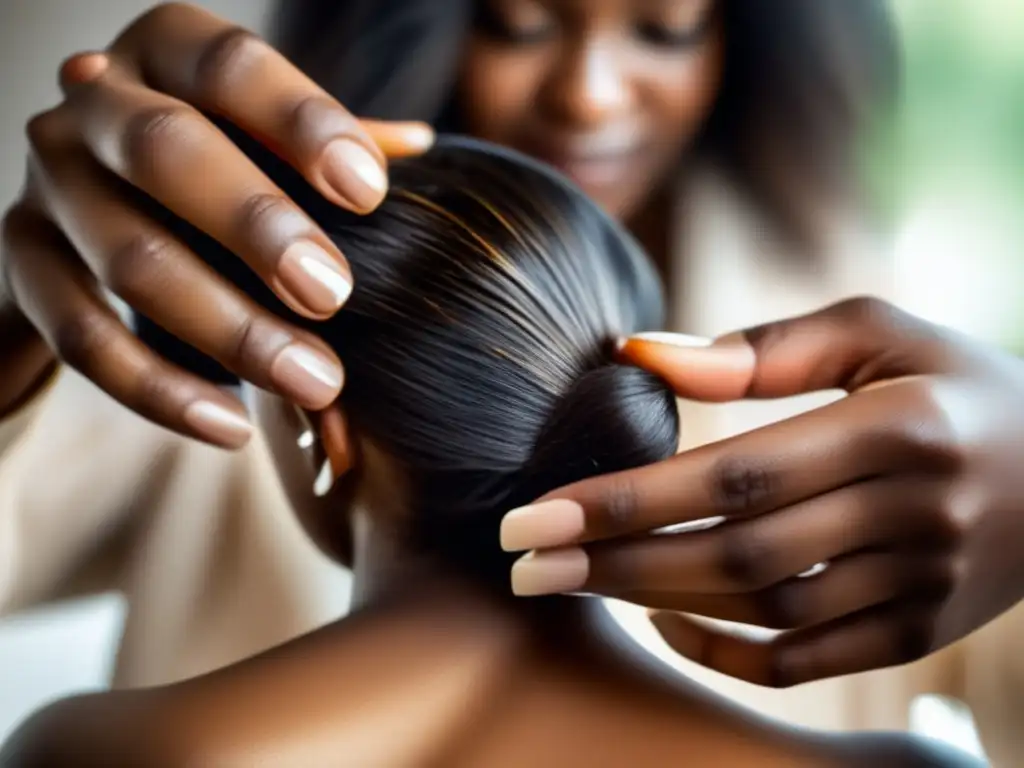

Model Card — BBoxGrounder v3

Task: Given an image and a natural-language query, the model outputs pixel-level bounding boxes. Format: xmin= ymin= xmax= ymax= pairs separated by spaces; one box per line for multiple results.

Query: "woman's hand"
xmin=501 ymin=297 xmax=1024 ymax=687
xmin=0 ymin=3 xmax=433 ymax=447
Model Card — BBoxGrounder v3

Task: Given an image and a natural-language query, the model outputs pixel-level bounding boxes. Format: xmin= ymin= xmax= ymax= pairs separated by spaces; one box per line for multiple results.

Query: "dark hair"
xmin=272 ymin=0 xmax=900 ymax=253
xmin=135 ymin=133 xmax=679 ymax=584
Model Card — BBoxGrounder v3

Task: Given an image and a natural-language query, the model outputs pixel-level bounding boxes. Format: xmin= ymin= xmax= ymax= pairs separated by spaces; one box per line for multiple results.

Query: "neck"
xmin=626 ymin=185 xmax=675 ymax=285
xmin=347 ymin=509 xmax=609 ymax=647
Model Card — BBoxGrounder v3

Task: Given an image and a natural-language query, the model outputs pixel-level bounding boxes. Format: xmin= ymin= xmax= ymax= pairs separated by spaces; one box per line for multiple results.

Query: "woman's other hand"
xmin=501 ymin=297 xmax=1024 ymax=687
xmin=0 ymin=3 xmax=434 ymax=447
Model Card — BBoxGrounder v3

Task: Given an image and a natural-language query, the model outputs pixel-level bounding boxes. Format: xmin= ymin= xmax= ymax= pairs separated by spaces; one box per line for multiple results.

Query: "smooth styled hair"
xmin=136 ymin=134 xmax=679 ymax=582
xmin=272 ymin=0 xmax=900 ymax=253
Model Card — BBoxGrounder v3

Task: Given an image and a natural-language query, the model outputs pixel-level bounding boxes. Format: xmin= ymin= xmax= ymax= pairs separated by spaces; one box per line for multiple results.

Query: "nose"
xmin=540 ymin=41 xmax=633 ymax=128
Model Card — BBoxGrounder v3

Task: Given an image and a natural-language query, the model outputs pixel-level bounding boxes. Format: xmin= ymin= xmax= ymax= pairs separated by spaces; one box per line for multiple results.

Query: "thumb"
xmin=621 ymin=298 xmax=938 ymax=402
xmin=619 ymin=332 xmax=755 ymax=401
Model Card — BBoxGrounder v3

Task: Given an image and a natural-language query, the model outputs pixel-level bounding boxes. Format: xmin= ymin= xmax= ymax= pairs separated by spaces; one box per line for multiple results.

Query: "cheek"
xmin=648 ymin=41 xmax=725 ymax=149
xmin=459 ymin=42 xmax=544 ymax=141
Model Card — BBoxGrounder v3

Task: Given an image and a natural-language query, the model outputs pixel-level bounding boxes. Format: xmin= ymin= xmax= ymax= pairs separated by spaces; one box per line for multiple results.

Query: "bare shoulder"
xmin=0 ymin=689 xmax=196 ymax=768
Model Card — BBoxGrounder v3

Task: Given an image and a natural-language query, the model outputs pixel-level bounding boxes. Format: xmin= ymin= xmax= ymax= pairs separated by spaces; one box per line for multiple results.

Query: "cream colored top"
xmin=0 ymin=168 xmax=1020 ymax=765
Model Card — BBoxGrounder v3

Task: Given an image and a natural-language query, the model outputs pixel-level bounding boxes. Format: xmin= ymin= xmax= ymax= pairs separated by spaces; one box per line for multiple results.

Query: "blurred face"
xmin=459 ymin=0 xmax=724 ymax=220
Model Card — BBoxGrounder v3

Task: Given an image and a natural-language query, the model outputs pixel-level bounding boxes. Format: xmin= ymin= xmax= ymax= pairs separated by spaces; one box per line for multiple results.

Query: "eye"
xmin=474 ymin=1 xmax=556 ymax=45
xmin=634 ymin=0 xmax=717 ymax=50
xmin=634 ymin=21 xmax=709 ymax=49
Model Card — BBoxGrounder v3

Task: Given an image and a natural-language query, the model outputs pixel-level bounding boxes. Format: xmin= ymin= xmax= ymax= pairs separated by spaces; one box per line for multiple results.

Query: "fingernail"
xmin=629 ymin=332 xmax=713 ymax=348
xmin=313 ymin=458 xmax=334 ymax=497
xmin=293 ymin=405 xmax=316 ymax=449
xmin=321 ymin=139 xmax=387 ymax=211
xmin=623 ymin=331 xmax=755 ymax=372
xmin=183 ymin=401 xmax=253 ymax=447
xmin=797 ymin=561 xmax=829 ymax=579
xmin=278 ymin=241 xmax=352 ymax=314
xmin=500 ymin=499 xmax=586 ymax=552
xmin=271 ymin=344 xmax=343 ymax=407
xmin=510 ymin=548 xmax=589 ymax=597
xmin=651 ymin=516 xmax=725 ymax=536
xmin=398 ymin=124 xmax=435 ymax=151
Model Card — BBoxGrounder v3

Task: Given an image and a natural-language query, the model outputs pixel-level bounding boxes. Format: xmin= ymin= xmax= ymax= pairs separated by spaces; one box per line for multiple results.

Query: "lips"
xmin=526 ymin=141 xmax=645 ymax=191
xmin=548 ymin=152 xmax=639 ymax=189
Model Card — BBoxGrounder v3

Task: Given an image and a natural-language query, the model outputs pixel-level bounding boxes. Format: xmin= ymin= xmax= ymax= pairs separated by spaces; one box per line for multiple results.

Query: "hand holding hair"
xmin=0 ymin=4 xmax=434 ymax=446
xmin=501 ymin=297 xmax=1024 ymax=687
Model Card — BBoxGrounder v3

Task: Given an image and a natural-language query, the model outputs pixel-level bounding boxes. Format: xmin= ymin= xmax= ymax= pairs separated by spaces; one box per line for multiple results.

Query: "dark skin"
xmin=0 ymin=586 xmax=945 ymax=768
xmin=0 ymin=408 xmax=980 ymax=767
xmin=501 ymin=299 xmax=1024 ymax=687
xmin=1 ymin=0 xmax=1022 ymax=692
xmin=0 ymin=5 xmax=435 ymax=441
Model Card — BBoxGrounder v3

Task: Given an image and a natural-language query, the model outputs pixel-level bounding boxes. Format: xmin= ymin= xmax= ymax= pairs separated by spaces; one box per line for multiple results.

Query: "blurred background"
xmin=0 ymin=0 xmax=1022 ymax=761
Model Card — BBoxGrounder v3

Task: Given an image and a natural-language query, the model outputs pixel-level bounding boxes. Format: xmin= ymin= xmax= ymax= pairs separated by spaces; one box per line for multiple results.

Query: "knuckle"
xmin=767 ymin=651 xmax=799 ymax=689
xmin=132 ymin=361 xmax=182 ymax=412
xmin=708 ymin=456 xmax=780 ymax=518
xmin=123 ymin=105 xmax=199 ymax=176
xmin=894 ymin=616 xmax=935 ymax=665
xmin=103 ymin=232 xmax=177 ymax=300
xmin=25 ymin=109 xmax=62 ymax=151
xmin=139 ymin=3 xmax=200 ymax=32
xmin=120 ymin=3 xmax=197 ymax=52
xmin=0 ymin=204 xmax=37 ymax=294
xmin=760 ymin=582 xmax=807 ymax=629
xmin=597 ymin=474 xmax=642 ymax=531
xmin=224 ymin=312 xmax=262 ymax=371
xmin=930 ymin=558 xmax=960 ymax=598
xmin=834 ymin=295 xmax=902 ymax=330
xmin=290 ymin=96 xmax=358 ymax=154
xmin=893 ymin=380 xmax=965 ymax=471
xmin=0 ymin=203 xmax=29 ymax=250
xmin=193 ymin=26 xmax=266 ymax=104
xmin=928 ymin=496 xmax=972 ymax=544
xmin=236 ymin=193 xmax=293 ymax=239
xmin=54 ymin=311 xmax=115 ymax=372
xmin=719 ymin=529 xmax=776 ymax=589
xmin=739 ymin=318 xmax=786 ymax=357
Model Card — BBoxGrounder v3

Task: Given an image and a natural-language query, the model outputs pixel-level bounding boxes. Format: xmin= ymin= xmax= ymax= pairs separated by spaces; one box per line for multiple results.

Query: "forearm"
xmin=0 ymin=300 xmax=55 ymax=418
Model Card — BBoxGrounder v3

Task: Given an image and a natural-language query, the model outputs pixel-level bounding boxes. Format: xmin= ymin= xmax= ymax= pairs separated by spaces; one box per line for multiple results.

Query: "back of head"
xmin=136 ymin=132 xmax=679 ymax=584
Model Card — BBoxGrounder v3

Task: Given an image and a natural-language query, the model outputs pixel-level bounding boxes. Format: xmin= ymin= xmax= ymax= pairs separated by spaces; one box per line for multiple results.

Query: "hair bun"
xmin=517 ymin=364 xmax=679 ymax=502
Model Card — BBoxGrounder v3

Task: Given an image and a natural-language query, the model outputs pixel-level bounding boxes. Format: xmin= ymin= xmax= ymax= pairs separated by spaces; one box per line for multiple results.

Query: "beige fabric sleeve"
xmin=0 ymin=367 xmax=182 ymax=615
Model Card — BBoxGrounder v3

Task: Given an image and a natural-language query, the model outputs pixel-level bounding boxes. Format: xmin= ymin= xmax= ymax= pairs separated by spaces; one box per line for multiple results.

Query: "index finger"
xmin=499 ymin=380 xmax=933 ymax=551
xmin=108 ymin=4 xmax=434 ymax=209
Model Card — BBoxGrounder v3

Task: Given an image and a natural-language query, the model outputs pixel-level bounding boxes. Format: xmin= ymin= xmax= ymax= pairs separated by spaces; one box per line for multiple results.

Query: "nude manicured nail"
xmin=278 ymin=241 xmax=352 ymax=314
xmin=500 ymin=499 xmax=586 ymax=552
xmin=313 ymin=458 xmax=334 ymax=497
xmin=621 ymin=331 xmax=756 ymax=393
xmin=321 ymin=139 xmax=387 ymax=211
xmin=184 ymin=401 xmax=253 ymax=447
xmin=629 ymin=332 xmax=713 ymax=348
xmin=398 ymin=124 xmax=436 ymax=151
xmin=270 ymin=344 xmax=343 ymax=406
xmin=511 ymin=548 xmax=589 ymax=597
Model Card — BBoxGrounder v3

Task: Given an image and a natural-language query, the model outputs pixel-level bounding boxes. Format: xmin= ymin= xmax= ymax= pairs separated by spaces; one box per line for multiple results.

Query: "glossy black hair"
xmin=134 ymin=131 xmax=679 ymax=583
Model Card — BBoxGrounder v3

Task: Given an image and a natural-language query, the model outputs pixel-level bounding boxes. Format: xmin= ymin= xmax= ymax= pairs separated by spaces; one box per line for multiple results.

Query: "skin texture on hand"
xmin=501 ymin=297 xmax=1024 ymax=688
xmin=0 ymin=291 xmax=55 ymax=417
xmin=0 ymin=3 xmax=434 ymax=447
